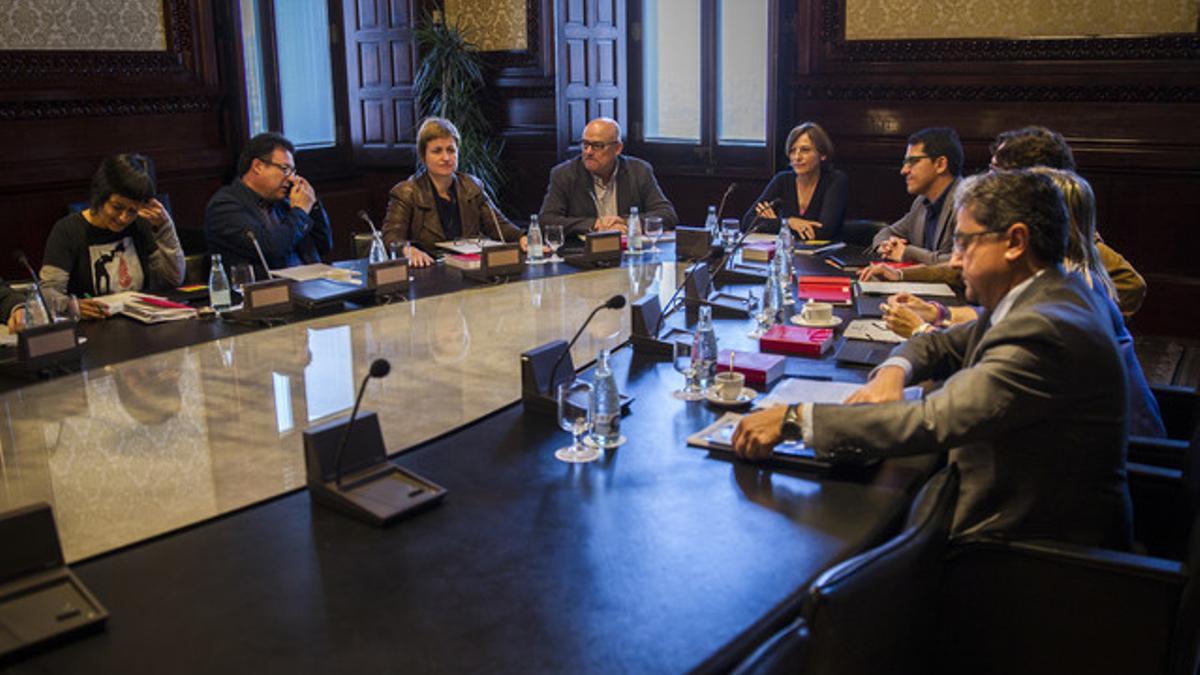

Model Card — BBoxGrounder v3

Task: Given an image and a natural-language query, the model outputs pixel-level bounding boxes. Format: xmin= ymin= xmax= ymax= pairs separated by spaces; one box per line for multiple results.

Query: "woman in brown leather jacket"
xmin=382 ymin=117 xmax=528 ymax=267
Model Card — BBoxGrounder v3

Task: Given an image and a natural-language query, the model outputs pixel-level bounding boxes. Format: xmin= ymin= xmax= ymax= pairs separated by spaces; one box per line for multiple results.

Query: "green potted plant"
xmin=413 ymin=11 xmax=506 ymax=203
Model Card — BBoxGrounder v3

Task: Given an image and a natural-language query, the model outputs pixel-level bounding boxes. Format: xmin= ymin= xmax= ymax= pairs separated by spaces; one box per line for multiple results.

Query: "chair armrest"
xmin=1130 ymin=436 xmax=1191 ymax=470
xmin=938 ymin=536 xmax=1184 ymax=675
xmin=1151 ymin=384 xmax=1199 ymax=440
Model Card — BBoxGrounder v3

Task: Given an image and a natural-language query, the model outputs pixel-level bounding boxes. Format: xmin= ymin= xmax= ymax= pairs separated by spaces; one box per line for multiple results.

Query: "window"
xmin=235 ymin=0 xmax=347 ymax=155
xmin=635 ymin=0 xmax=774 ymax=172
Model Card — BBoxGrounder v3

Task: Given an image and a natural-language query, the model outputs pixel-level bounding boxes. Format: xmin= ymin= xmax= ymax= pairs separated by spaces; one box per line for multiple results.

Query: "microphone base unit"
xmin=714 ymin=260 xmax=771 ymax=285
xmin=303 ymin=412 xmax=446 ymax=527
xmin=630 ymin=294 xmax=689 ymax=358
xmin=0 ymin=503 xmax=109 ymax=662
xmin=520 ymin=340 xmax=635 ymax=416
xmin=683 ymin=295 xmax=752 ymax=320
xmin=0 ymin=322 xmax=84 ymax=380
xmin=674 ymin=226 xmax=721 ymax=262
xmin=561 ymin=253 xmax=619 ymax=270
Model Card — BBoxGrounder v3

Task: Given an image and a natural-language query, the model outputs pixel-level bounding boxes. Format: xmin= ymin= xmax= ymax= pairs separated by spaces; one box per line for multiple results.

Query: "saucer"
xmin=704 ymin=386 xmax=758 ymax=407
xmin=790 ymin=315 xmax=843 ymax=328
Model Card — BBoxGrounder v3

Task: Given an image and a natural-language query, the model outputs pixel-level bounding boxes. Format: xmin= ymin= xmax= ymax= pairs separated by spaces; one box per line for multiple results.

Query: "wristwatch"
xmin=781 ymin=404 xmax=803 ymax=442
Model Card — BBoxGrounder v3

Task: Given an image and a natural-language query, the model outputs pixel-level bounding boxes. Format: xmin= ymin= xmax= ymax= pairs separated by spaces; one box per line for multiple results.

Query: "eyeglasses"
xmin=952 ymin=229 xmax=1007 ymax=253
xmin=259 ymin=158 xmax=296 ymax=177
xmin=900 ymin=154 xmax=932 ymax=168
xmin=580 ymin=139 xmax=618 ymax=152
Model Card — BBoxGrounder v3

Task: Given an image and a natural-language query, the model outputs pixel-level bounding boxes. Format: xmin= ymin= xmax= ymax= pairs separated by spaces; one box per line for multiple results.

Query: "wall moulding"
xmin=791 ymin=82 xmax=1200 ymax=104
xmin=0 ymin=94 xmax=219 ymax=121
xmin=820 ymin=0 xmax=1200 ymax=62
xmin=0 ymin=0 xmax=198 ymax=80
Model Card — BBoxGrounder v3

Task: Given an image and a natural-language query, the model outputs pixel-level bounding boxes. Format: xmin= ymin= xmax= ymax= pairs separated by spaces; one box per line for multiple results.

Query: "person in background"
xmin=870 ymin=127 xmax=964 ymax=264
xmin=381 ymin=117 xmax=530 ymax=268
xmin=741 ymin=121 xmax=848 ymax=240
xmin=881 ymin=168 xmax=1166 ymax=437
xmin=204 ymin=132 xmax=332 ymax=279
xmin=735 ymin=169 xmax=1134 ymax=550
xmin=39 ymin=153 xmax=184 ymax=320
xmin=861 ymin=125 xmax=1147 ymax=318
xmin=538 ymin=117 xmax=678 ymax=237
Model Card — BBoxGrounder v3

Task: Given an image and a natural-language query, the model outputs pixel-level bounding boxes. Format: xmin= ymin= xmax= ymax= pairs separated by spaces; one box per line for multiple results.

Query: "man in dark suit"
xmin=734 ymin=169 xmax=1133 ymax=550
xmin=204 ymin=132 xmax=333 ymax=278
xmin=537 ymin=117 xmax=678 ymax=237
xmin=871 ymin=127 xmax=963 ymax=264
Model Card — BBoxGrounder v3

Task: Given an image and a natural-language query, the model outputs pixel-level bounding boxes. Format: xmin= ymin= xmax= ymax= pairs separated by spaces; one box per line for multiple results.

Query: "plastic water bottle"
xmin=774 ymin=229 xmax=795 ymax=306
xmin=627 ymin=206 xmax=644 ymax=253
xmin=693 ymin=305 xmax=719 ymax=388
xmin=24 ymin=286 xmax=51 ymax=327
xmin=209 ymin=253 xmax=232 ymax=311
xmin=704 ymin=205 xmax=719 ymax=244
xmin=769 ymin=255 xmax=788 ymax=319
xmin=589 ymin=349 xmax=621 ymax=447
xmin=527 ymin=214 xmax=545 ymax=264
xmin=368 ymin=232 xmax=388 ymax=264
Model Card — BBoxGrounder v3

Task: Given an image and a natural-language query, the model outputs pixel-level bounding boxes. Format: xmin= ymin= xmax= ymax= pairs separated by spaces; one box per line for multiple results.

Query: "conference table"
xmin=0 ymin=245 xmax=937 ymax=673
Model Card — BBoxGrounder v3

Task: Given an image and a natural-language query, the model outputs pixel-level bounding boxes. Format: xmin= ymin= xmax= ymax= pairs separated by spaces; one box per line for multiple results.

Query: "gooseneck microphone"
xmin=13 ymin=250 xmax=52 ymax=320
xmin=244 ymin=230 xmax=276 ymax=279
xmin=652 ymin=198 xmax=781 ymax=336
xmin=481 ymin=192 xmax=507 ymax=244
xmin=357 ymin=210 xmax=381 ymax=236
xmin=334 ymin=358 xmax=392 ymax=487
xmin=548 ymin=295 xmax=626 ymax=387
xmin=715 ymin=182 xmax=738 ymax=221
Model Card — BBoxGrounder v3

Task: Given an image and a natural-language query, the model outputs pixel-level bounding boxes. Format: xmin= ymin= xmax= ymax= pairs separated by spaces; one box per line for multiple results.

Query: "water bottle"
xmin=769 ymin=255 xmax=788 ymax=320
xmin=527 ymin=214 xmax=545 ymax=264
xmin=774 ymin=229 xmax=795 ymax=306
xmin=589 ymin=349 xmax=621 ymax=447
xmin=209 ymin=253 xmax=232 ymax=311
xmin=693 ymin=305 xmax=719 ymax=388
xmin=627 ymin=206 xmax=644 ymax=253
xmin=368 ymin=232 xmax=388 ymax=264
xmin=24 ymin=286 xmax=51 ymax=327
xmin=704 ymin=205 xmax=719 ymax=244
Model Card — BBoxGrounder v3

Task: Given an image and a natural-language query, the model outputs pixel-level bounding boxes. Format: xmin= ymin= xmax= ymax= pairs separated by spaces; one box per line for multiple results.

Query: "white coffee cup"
xmin=715 ymin=371 xmax=746 ymax=401
xmin=801 ymin=301 xmax=833 ymax=324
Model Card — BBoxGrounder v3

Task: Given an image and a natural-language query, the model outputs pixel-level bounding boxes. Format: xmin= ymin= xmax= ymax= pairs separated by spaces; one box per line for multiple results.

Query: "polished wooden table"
xmin=1 ymin=247 xmax=936 ymax=673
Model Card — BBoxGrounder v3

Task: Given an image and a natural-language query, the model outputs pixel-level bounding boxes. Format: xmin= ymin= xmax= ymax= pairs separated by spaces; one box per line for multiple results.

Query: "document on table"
xmin=856 ymin=281 xmax=956 ymax=297
xmin=273 ymin=264 xmax=360 ymax=284
xmin=843 ymin=319 xmax=906 ymax=344
xmin=435 ymin=239 xmax=504 ymax=255
xmin=757 ymin=377 xmax=923 ymax=408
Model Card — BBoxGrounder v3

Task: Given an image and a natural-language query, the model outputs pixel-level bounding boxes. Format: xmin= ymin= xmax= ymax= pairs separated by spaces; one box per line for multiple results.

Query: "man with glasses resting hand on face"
xmin=204 ymin=132 xmax=332 ymax=280
xmin=733 ymin=169 xmax=1133 ymax=550
xmin=869 ymin=127 xmax=964 ymax=265
xmin=538 ymin=117 xmax=678 ymax=237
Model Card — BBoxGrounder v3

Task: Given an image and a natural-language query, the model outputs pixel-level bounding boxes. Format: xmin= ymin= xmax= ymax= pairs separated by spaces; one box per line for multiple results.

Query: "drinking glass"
xmin=389 ymin=239 xmax=408 ymax=261
xmin=720 ymin=218 xmax=740 ymax=248
xmin=545 ymin=224 xmax=565 ymax=263
xmin=556 ymin=380 xmax=600 ymax=463
xmin=229 ymin=263 xmax=255 ymax=307
xmin=53 ymin=293 xmax=81 ymax=323
xmin=644 ymin=216 xmax=663 ymax=253
xmin=672 ymin=339 xmax=705 ymax=401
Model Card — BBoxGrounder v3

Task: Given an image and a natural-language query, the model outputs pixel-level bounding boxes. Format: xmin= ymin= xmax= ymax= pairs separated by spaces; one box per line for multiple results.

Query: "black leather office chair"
xmin=936 ymin=531 xmax=1198 ymax=675
xmin=183 ymin=253 xmax=210 ymax=285
xmin=1130 ymin=423 xmax=1200 ymax=560
xmin=840 ymin=219 xmax=887 ymax=248
xmin=731 ymin=464 xmax=960 ymax=675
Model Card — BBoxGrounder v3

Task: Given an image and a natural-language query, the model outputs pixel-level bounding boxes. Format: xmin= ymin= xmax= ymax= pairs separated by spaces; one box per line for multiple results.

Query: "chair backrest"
xmin=183 ymin=254 xmax=211 ymax=286
xmin=730 ymin=619 xmax=810 ymax=675
xmin=840 ymin=219 xmax=888 ymax=247
xmin=352 ymin=232 xmax=373 ymax=259
xmin=799 ymin=463 xmax=960 ymax=675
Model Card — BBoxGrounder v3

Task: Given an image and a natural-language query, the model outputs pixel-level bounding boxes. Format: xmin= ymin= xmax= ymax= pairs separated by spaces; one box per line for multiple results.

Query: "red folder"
xmin=797 ymin=276 xmax=852 ymax=304
xmin=759 ymin=325 xmax=835 ymax=357
xmin=716 ymin=350 xmax=786 ymax=387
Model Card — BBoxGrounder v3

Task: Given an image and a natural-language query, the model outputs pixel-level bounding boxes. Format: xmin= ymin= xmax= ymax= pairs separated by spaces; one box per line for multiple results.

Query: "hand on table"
xmin=785 ymin=217 xmax=822 ymax=240
xmin=405 ymin=245 xmax=435 ymax=268
xmin=858 ymin=263 xmax=902 ymax=282
xmin=7 ymin=306 xmax=25 ymax=333
xmin=594 ymin=216 xmax=627 ymax=234
xmin=78 ymin=299 xmax=111 ymax=320
xmin=732 ymin=404 xmax=788 ymax=462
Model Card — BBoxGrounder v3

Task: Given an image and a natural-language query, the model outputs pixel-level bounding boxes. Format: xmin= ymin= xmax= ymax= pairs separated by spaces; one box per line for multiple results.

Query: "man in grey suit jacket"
xmin=871 ymin=127 xmax=964 ymax=265
xmin=735 ymin=169 xmax=1133 ymax=550
xmin=538 ymin=117 xmax=678 ymax=237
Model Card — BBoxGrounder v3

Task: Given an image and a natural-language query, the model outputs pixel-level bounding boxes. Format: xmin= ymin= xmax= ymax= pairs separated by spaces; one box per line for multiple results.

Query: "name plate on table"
xmin=243 ymin=278 xmax=293 ymax=312
xmin=675 ymin=226 xmax=712 ymax=261
xmin=368 ymin=259 xmax=409 ymax=294
xmin=481 ymin=243 xmax=524 ymax=276
xmin=18 ymin=321 xmax=79 ymax=363
xmin=585 ymin=231 xmax=622 ymax=260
